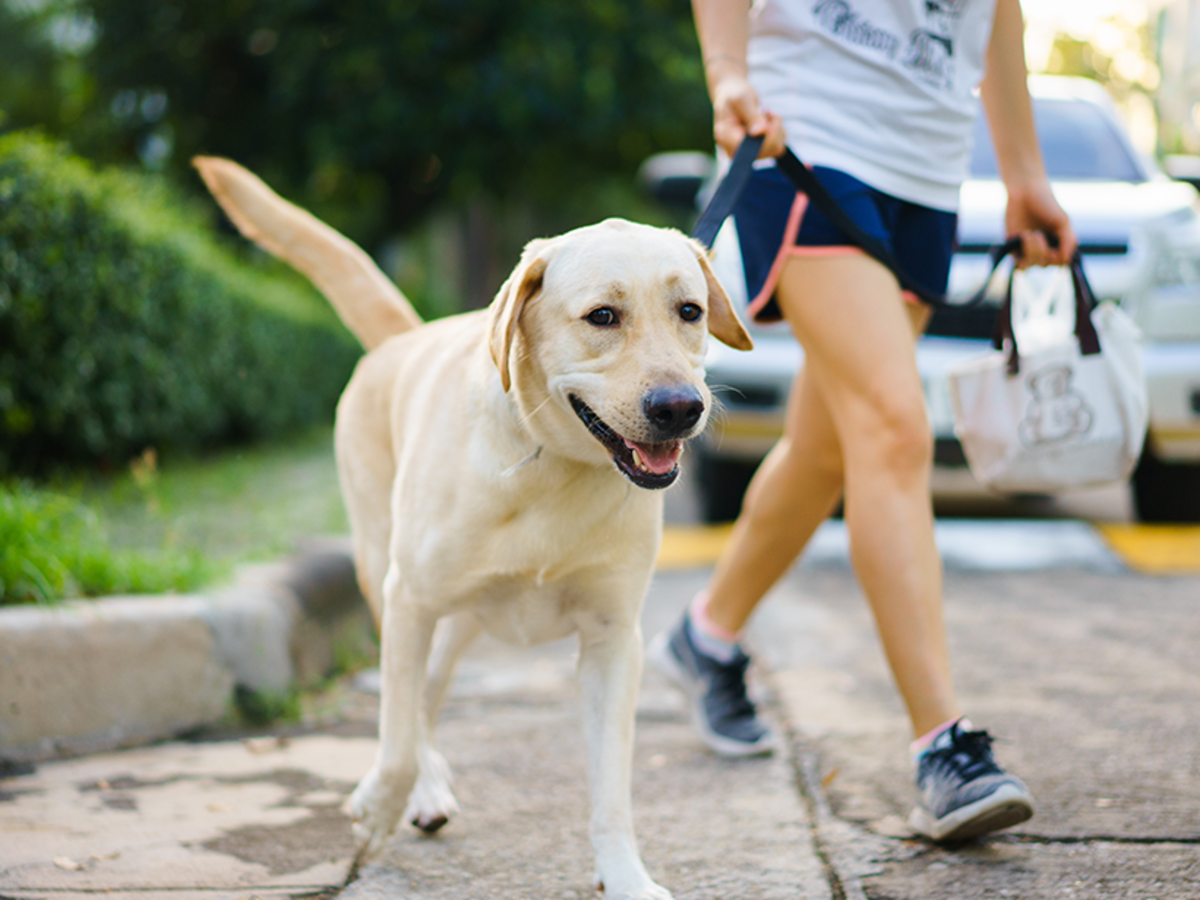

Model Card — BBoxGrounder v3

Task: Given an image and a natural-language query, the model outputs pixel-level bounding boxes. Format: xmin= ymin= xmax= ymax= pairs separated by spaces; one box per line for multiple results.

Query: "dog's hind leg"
xmin=578 ymin=613 xmax=673 ymax=900
xmin=404 ymin=612 xmax=481 ymax=833
xmin=349 ymin=566 xmax=436 ymax=859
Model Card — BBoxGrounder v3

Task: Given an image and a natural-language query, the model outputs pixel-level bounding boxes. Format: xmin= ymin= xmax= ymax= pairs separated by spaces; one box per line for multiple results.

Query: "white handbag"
xmin=946 ymin=250 xmax=1148 ymax=494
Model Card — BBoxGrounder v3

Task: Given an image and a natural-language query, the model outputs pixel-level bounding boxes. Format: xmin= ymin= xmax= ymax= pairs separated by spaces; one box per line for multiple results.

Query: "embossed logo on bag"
xmin=1018 ymin=363 xmax=1094 ymax=447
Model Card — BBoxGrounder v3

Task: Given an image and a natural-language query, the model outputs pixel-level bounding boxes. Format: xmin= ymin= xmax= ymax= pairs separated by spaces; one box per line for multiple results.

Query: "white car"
xmin=644 ymin=77 xmax=1200 ymax=522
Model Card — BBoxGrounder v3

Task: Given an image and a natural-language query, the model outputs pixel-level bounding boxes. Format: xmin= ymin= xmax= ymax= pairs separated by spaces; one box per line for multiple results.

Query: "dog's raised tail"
xmin=193 ymin=156 xmax=421 ymax=349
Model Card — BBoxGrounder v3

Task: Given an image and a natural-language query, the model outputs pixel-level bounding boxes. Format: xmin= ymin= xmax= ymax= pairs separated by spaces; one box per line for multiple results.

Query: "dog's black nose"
xmin=643 ymin=386 xmax=705 ymax=437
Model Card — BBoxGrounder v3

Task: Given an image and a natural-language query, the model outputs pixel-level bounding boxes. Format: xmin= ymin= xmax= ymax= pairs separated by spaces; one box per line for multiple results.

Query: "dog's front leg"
xmin=403 ymin=612 xmax=482 ymax=833
xmin=578 ymin=620 xmax=672 ymax=900
xmin=350 ymin=569 xmax=436 ymax=858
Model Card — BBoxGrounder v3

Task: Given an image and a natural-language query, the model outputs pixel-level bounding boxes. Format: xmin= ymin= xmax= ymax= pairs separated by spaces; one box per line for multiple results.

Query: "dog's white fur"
xmin=194 ymin=156 xmax=752 ymax=899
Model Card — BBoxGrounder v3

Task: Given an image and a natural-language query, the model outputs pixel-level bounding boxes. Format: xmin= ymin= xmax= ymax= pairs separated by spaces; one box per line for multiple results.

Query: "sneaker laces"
xmin=923 ymin=727 xmax=1002 ymax=782
xmin=708 ymin=654 xmax=757 ymax=719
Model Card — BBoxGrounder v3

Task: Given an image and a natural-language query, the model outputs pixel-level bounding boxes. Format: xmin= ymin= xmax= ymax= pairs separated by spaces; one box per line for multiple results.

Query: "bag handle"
xmin=989 ymin=241 xmax=1102 ymax=375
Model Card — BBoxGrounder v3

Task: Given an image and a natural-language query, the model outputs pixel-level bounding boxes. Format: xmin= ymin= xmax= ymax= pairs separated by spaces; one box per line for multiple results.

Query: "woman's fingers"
xmin=756 ymin=112 xmax=787 ymax=159
xmin=712 ymin=77 xmax=786 ymax=158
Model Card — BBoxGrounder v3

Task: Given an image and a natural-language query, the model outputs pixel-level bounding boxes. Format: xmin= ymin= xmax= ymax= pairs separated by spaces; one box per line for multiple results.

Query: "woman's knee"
xmin=850 ymin=388 xmax=933 ymax=477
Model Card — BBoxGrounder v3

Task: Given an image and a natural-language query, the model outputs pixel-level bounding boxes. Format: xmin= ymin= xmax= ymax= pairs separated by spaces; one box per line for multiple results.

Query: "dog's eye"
xmin=586 ymin=307 xmax=619 ymax=327
xmin=679 ymin=302 xmax=703 ymax=323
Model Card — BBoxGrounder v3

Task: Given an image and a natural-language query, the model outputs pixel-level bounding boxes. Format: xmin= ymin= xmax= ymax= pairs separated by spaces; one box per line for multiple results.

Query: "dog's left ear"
xmin=489 ymin=241 xmax=551 ymax=392
xmin=690 ymin=239 xmax=754 ymax=351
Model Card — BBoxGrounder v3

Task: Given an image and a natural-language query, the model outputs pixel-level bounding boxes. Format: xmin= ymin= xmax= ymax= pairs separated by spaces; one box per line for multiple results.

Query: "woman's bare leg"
xmin=703 ymin=361 xmax=845 ymax=631
xmin=703 ymin=253 xmax=957 ymax=737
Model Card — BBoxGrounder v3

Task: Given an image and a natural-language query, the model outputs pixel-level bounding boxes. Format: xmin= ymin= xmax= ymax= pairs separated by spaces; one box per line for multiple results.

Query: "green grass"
xmin=81 ymin=426 xmax=348 ymax=564
xmin=2 ymin=426 xmax=349 ymax=606
xmin=0 ymin=482 xmax=212 ymax=605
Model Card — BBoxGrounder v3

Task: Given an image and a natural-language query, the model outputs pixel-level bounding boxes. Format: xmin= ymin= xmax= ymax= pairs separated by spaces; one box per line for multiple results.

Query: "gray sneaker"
xmin=649 ymin=612 xmax=773 ymax=757
xmin=909 ymin=720 xmax=1034 ymax=842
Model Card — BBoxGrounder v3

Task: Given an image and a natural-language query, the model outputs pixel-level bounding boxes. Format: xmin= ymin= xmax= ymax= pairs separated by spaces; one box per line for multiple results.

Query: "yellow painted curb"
xmin=656 ymin=524 xmax=733 ymax=571
xmin=1096 ymin=524 xmax=1200 ymax=575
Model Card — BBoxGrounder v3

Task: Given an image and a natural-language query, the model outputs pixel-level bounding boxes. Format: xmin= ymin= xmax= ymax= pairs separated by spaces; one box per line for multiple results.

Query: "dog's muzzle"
xmin=569 ymin=392 xmax=704 ymax=490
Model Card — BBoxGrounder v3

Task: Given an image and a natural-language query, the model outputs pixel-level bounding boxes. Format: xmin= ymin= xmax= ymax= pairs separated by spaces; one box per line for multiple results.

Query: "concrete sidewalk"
xmin=0 ymin=568 xmax=829 ymax=900
xmin=4 ymin=561 xmax=1199 ymax=899
xmin=751 ymin=566 xmax=1200 ymax=899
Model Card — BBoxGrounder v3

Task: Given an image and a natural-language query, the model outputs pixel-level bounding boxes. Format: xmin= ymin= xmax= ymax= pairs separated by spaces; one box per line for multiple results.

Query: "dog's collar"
xmin=500 ymin=446 xmax=543 ymax=478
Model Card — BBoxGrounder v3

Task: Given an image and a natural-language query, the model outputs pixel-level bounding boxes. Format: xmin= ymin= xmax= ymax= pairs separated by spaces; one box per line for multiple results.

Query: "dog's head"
xmin=489 ymin=219 xmax=752 ymax=489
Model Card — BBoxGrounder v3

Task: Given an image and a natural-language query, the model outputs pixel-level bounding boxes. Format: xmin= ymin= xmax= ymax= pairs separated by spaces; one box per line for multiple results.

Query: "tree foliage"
xmin=6 ymin=0 xmax=711 ymax=247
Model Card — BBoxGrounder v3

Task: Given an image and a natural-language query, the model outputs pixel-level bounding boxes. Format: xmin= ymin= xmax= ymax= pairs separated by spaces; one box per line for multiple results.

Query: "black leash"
xmin=690 ymin=134 xmax=766 ymax=249
xmin=690 ymin=135 xmax=1099 ymax=373
xmin=691 ymin=135 xmax=978 ymax=308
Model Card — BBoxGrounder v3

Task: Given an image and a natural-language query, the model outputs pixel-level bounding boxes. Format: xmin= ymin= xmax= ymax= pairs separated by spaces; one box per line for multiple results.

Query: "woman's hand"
xmin=707 ymin=62 xmax=786 ymax=159
xmin=1004 ymin=177 xmax=1077 ymax=268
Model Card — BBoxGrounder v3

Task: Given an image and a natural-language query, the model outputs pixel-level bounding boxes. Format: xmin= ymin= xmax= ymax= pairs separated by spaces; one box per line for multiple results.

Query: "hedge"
xmin=0 ymin=132 xmax=361 ymax=474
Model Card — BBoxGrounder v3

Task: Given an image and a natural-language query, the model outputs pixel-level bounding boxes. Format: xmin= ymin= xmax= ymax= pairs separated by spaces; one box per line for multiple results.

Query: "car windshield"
xmin=969 ymin=97 xmax=1143 ymax=182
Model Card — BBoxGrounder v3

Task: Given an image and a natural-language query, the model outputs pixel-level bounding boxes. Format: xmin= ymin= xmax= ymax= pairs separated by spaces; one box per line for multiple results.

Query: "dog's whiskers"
xmin=518 ymin=395 xmax=553 ymax=428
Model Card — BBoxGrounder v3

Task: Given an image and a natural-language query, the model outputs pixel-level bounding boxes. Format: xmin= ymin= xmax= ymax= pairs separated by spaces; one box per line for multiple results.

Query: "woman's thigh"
xmin=774 ymin=253 xmax=930 ymax=463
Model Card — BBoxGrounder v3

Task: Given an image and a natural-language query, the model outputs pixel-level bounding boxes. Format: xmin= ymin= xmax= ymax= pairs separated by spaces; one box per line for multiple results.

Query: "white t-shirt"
xmin=749 ymin=0 xmax=998 ymax=211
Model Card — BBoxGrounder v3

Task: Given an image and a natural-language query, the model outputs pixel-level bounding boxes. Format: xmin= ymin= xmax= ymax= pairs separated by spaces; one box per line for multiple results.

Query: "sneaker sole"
xmin=648 ymin=631 xmax=774 ymax=759
xmin=909 ymin=782 xmax=1034 ymax=842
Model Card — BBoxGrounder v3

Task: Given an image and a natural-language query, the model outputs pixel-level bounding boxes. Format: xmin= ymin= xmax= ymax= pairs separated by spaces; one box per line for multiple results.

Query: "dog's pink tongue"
xmin=626 ymin=439 xmax=682 ymax=475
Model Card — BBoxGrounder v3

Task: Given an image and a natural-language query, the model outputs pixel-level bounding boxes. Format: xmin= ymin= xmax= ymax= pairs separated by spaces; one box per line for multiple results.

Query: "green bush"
xmin=0 ymin=132 xmax=361 ymax=474
xmin=0 ymin=481 xmax=212 ymax=605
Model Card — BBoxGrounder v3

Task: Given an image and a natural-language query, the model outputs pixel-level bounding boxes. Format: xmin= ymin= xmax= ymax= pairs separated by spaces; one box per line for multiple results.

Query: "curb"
xmin=0 ymin=537 xmax=373 ymax=763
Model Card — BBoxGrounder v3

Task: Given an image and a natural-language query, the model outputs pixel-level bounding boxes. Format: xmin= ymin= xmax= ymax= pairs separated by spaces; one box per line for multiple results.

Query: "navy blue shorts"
xmin=735 ymin=164 xmax=958 ymax=323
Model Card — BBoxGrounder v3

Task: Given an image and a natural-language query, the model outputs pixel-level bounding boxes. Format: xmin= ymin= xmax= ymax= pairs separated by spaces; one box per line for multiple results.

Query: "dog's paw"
xmin=348 ymin=766 xmax=411 ymax=858
xmin=596 ymin=879 xmax=674 ymax=900
xmin=404 ymin=747 xmax=459 ymax=834
xmin=594 ymin=865 xmax=673 ymax=900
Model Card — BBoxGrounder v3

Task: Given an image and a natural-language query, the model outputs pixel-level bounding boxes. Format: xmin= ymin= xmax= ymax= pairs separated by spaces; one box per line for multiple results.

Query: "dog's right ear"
xmin=489 ymin=241 xmax=550 ymax=392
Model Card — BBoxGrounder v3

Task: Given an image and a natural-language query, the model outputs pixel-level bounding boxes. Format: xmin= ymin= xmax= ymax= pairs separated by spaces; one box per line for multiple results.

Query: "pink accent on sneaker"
xmin=910 ymin=717 xmax=970 ymax=757
xmin=690 ymin=592 xmax=742 ymax=644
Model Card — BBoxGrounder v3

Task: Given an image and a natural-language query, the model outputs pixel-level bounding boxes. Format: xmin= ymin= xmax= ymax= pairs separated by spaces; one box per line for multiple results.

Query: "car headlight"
xmin=1152 ymin=244 xmax=1200 ymax=289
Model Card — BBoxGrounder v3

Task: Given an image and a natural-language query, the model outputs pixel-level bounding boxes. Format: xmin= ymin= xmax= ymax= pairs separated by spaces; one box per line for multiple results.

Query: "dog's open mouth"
xmin=569 ymin=396 xmax=682 ymax=489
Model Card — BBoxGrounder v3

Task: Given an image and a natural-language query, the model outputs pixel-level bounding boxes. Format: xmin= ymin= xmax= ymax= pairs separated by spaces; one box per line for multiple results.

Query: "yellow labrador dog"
xmin=194 ymin=157 xmax=751 ymax=900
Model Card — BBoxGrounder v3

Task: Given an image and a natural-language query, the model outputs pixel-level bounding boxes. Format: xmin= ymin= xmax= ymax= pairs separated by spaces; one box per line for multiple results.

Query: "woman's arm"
xmin=691 ymin=0 xmax=785 ymax=158
xmin=979 ymin=0 xmax=1077 ymax=266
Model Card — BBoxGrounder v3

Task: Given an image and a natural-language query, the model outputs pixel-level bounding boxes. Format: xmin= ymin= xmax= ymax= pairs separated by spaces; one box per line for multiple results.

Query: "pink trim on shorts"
xmin=787 ymin=245 xmax=863 ymax=257
xmin=746 ymin=192 xmax=809 ymax=321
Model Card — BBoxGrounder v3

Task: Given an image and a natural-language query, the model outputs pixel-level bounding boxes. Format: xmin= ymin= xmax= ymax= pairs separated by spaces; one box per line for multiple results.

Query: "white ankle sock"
xmin=686 ymin=593 xmax=741 ymax=664
xmin=911 ymin=717 xmax=972 ymax=758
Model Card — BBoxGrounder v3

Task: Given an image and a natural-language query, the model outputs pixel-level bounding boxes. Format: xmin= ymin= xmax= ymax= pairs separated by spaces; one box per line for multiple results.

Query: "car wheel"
xmin=1132 ymin=447 xmax=1200 ymax=523
xmin=694 ymin=451 xmax=760 ymax=524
